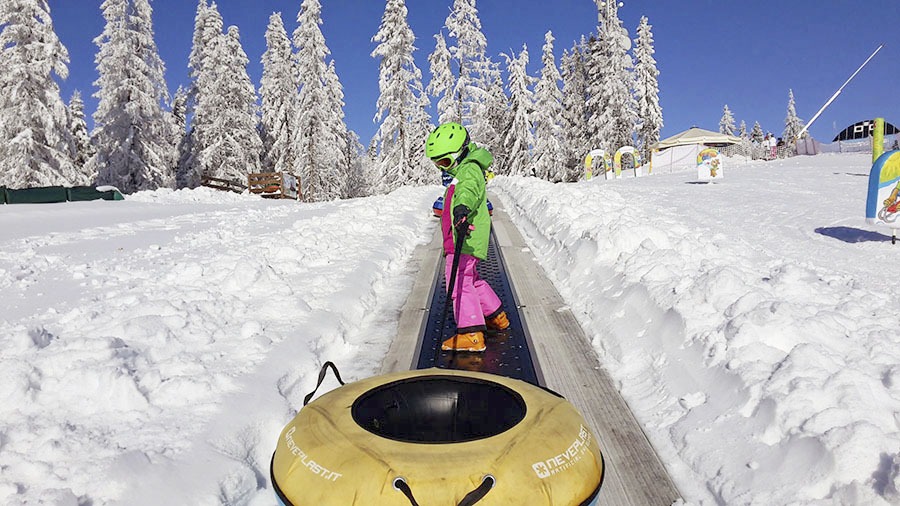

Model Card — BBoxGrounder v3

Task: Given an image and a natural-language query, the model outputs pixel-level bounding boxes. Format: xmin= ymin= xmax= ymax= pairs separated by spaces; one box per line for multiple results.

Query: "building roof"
xmin=656 ymin=127 xmax=741 ymax=149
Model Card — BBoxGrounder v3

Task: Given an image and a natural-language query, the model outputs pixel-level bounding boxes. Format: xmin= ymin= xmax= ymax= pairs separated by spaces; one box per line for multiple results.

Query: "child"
xmin=425 ymin=122 xmax=509 ymax=352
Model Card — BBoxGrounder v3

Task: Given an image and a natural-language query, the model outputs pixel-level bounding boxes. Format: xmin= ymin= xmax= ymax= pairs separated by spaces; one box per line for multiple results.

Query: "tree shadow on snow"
xmin=815 ymin=226 xmax=893 ymax=243
xmin=871 ymin=452 xmax=895 ymax=496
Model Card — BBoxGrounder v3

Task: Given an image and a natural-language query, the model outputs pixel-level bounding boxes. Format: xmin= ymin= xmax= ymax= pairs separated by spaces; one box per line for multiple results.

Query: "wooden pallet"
xmin=201 ymin=175 xmax=247 ymax=194
xmin=247 ymin=172 xmax=301 ymax=200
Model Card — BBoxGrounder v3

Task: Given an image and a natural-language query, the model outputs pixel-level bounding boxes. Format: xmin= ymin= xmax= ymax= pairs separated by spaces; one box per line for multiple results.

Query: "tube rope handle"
xmin=393 ymin=475 xmax=495 ymax=506
xmin=393 ymin=478 xmax=420 ymax=506
xmin=458 ymin=475 xmax=495 ymax=506
xmin=302 ymin=361 xmax=346 ymax=406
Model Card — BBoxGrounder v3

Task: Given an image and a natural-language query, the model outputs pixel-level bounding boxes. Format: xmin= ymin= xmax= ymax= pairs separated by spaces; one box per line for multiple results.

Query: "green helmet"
xmin=425 ymin=122 xmax=470 ymax=169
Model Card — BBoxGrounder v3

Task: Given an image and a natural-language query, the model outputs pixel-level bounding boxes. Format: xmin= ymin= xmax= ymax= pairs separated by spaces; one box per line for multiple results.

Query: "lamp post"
xmin=597 ymin=0 xmax=629 ymax=51
xmin=597 ymin=1 xmax=624 ymax=27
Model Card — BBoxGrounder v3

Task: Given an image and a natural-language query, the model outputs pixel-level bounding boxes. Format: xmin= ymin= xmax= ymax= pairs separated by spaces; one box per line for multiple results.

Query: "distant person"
xmin=766 ymin=133 xmax=777 ymax=159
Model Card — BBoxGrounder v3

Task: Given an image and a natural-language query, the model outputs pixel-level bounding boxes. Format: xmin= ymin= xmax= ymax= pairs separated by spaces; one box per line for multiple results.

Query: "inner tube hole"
xmin=352 ymin=376 xmax=526 ymax=443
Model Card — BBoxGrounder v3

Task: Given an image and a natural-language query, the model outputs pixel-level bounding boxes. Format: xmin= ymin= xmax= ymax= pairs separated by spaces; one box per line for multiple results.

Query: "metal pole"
xmin=874 ymin=117 xmax=885 ymax=163
xmin=597 ymin=1 xmax=623 ymax=28
xmin=795 ymin=44 xmax=883 ymax=141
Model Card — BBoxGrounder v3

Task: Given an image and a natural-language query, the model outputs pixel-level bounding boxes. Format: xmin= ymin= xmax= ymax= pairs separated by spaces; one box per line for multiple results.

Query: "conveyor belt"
xmin=388 ymin=206 xmax=682 ymax=505
xmin=414 ymin=230 xmax=541 ymax=385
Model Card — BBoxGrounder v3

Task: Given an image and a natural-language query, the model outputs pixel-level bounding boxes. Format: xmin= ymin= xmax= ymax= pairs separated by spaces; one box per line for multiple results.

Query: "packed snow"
xmin=2 ymin=153 xmax=900 ymax=505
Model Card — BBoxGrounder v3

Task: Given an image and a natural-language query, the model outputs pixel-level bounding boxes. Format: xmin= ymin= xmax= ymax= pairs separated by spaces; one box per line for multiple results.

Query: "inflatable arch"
xmin=613 ymin=146 xmax=642 ymax=177
xmin=697 ymin=148 xmax=723 ymax=181
xmin=833 ymin=119 xmax=897 ymax=142
xmin=584 ymin=149 xmax=611 ymax=180
xmin=866 ymin=150 xmax=900 ymax=237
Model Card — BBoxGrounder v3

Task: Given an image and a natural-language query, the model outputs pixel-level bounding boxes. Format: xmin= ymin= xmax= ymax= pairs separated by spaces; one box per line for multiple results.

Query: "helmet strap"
xmin=456 ymin=143 xmax=470 ymax=164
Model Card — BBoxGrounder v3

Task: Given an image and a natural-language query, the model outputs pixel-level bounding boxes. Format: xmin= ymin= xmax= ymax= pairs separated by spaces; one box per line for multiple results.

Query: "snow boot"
xmin=486 ymin=311 xmax=510 ymax=331
xmin=442 ymin=332 xmax=486 ymax=352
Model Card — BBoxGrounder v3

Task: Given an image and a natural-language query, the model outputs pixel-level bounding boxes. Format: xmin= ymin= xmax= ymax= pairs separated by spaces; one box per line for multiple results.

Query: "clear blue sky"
xmin=53 ymin=1 xmax=900 ymax=145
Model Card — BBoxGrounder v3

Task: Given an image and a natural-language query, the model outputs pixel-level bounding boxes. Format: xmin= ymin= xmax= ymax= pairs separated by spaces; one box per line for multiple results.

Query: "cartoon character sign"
xmin=882 ymin=184 xmax=900 ymax=222
xmin=866 ymin=150 xmax=900 ymax=227
xmin=697 ymin=148 xmax=723 ymax=181
xmin=584 ymin=149 xmax=611 ymax=180
xmin=614 ymin=147 xmax=642 ymax=178
xmin=283 ymin=173 xmax=300 ymax=200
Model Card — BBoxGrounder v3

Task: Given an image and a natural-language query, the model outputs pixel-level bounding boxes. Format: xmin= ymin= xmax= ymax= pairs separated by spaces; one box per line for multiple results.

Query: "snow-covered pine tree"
xmin=371 ymin=0 xmax=433 ymax=193
xmin=633 ymin=16 xmax=662 ymax=163
xmin=171 ymin=85 xmax=194 ymax=189
xmin=180 ymin=0 xmax=223 ymax=188
xmin=0 ymin=0 xmax=75 ymax=188
xmin=719 ymin=105 xmax=736 ymax=135
xmin=407 ymin=82 xmax=435 ymax=188
xmin=171 ymin=86 xmax=187 ymax=141
xmin=750 ymin=121 xmax=765 ymax=144
xmin=323 ymin=60 xmax=352 ymax=199
xmin=427 ymin=32 xmax=459 ymax=125
xmin=583 ymin=34 xmax=606 ymax=151
xmin=501 ymin=45 xmax=534 ymax=177
xmin=735 ymin=119 xmax=752 ymax=155
xmin=782 ymin=89 xmax=805 ymax=153
xmin=260 ymin=12 xmax=299 ymax=174
xmin=483 ymin=62 xmax=510 ymax=173
xmin=187 ymin=0 xmax=210 ymax=110
xmin=293 ymin=0 xmax=345 ymax=202
xmin=196 ymin=26 xmax=262 ymax=183
xmin=532 ymin=31 xmax=566 ymax=182
xmin=342 ymin=130 xmax=368 ymax=198
xmin=67 ymin=91 xmax=95 ymax=184
xmin=360 ymin=138 xmax=380 ymax=197
xmin=473 ymin=55 xmax=504 ymax=155
xmin=444 ymin=0 xmax=490 ymax=142
xmin=91 ymin=0 xmax=175 ymax=193
xmin=591 ymin=2 xmax=636 ymax=153
xmin=561 ymin=39 xmax=589 ymax=181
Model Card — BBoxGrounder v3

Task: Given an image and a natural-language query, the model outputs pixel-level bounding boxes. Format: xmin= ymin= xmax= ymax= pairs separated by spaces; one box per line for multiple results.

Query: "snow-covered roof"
xmin=656 ymin=127 xmax=741 ymax=149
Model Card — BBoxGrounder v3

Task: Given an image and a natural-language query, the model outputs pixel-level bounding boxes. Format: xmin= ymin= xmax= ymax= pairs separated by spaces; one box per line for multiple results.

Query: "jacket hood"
xmin=450 ymin=143 xmax=492 ymax=175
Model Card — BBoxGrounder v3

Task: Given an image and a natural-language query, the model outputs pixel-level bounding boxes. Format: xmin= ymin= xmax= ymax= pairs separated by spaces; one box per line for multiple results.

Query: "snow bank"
xmin=0 ymin=186 xmax=439 ymax=505
xmin=492 ymin=154 xmax=900 ymax=505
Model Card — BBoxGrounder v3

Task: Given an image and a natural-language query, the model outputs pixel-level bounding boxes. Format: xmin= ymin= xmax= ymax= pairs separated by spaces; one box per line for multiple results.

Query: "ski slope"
xmin=1 ymin=153 xmax=899 ymax=505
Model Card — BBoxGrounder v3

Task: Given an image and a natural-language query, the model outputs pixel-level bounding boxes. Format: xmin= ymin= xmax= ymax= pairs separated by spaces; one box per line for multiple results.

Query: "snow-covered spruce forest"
xmin=0 ymin=0 xmax=663 ymax=201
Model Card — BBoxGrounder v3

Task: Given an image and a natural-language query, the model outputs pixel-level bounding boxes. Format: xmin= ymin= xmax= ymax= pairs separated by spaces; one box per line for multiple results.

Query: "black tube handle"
xmin=393 ymin=478 xmax=420 ymax=506
xmin=302 ymin=361 xmax=346 ymax=406
xmin=393 ymin=475 xmax=494 ymax=506
xmin=458 ymin=475 xmax=495 ymax=506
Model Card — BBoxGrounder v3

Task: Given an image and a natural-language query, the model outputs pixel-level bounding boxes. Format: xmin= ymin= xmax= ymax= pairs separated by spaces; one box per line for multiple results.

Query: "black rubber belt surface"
xmin=415 ymin=230 xmax=540 ymax=385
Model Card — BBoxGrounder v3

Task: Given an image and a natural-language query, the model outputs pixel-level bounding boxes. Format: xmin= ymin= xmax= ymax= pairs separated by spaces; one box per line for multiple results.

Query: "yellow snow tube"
xmin=270 ymin=367 xmax=604 ymax=505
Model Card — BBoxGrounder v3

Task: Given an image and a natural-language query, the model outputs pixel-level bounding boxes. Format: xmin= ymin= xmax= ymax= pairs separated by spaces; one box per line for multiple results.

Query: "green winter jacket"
xmin=444 ymin=143 xmax=493 ymax=260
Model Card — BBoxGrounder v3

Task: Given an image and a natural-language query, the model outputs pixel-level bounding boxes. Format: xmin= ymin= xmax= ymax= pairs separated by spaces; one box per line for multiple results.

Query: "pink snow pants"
xmin=445 ymin=253 xmax=503 ymax=333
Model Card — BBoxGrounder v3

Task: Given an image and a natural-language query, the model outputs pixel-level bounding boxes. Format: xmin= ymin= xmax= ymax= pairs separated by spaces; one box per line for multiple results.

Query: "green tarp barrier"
xmin=6 ymin=186 xmax=68 ymax=204
xmin=67 ymin=186 xmax=124 ymax=202
xmin=2 ymin=185 xmax=124 ymax=204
